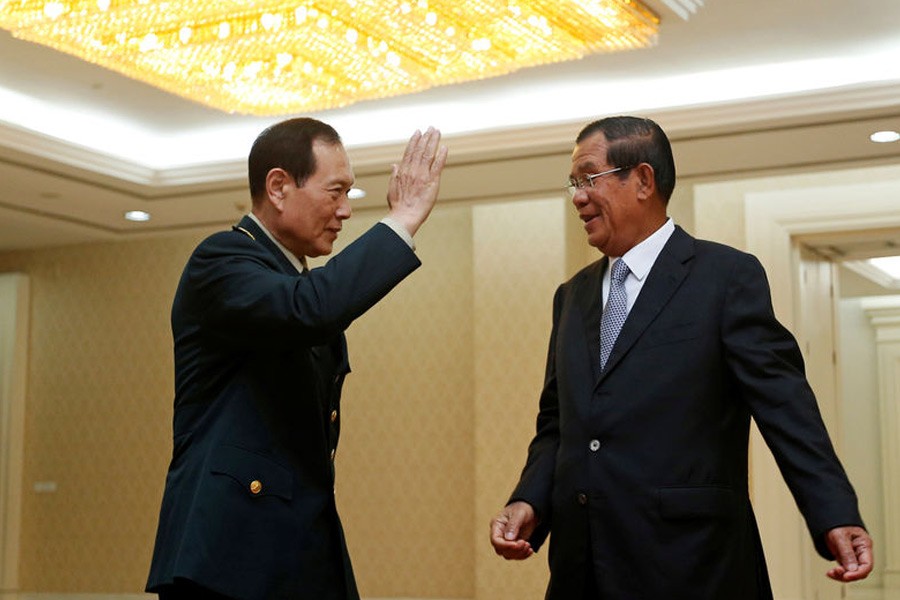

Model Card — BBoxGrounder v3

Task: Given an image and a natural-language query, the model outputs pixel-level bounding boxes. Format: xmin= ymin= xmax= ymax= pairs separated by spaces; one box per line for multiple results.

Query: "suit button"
xmin=249 ymin=480 xmax=262 ymax=495
xmin=577 ymin=493 xmax=588 ymax=505
xmin=330 ymin=410 xmax=338 ymax=423
xmin=589 ymin=439 xmax=601 ymax=452
xmin=330 ymin=449 xmax=336 ymax=461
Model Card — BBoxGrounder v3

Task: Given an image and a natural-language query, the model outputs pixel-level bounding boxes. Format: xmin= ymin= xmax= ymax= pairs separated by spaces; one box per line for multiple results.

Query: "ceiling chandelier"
xmin=0 ymin=0 xmax=660 ymax=116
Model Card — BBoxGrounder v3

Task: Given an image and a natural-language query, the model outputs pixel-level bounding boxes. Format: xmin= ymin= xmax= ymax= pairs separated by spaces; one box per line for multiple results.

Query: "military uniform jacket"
xmin=146 ymin=216 xmax=420 ymax=600
xmin=510 ymin=226 xmax=863 ymax=599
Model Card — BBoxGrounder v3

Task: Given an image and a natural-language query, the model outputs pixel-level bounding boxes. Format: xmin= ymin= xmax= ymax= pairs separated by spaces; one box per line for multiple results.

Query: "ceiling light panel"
xmin=0 ymin=0 xmax=660 ymax=115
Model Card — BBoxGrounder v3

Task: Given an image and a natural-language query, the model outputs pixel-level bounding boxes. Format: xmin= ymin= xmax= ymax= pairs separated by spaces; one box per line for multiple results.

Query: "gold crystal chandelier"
xmin=0 ymin=0 xmax=659 ymax=115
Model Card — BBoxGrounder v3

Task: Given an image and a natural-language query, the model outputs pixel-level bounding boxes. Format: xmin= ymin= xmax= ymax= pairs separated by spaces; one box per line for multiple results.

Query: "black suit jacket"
xmin=146 ymin=216 xmax=420 ymax=600
xmin=511 ymin=226 xmax=863 ymax=599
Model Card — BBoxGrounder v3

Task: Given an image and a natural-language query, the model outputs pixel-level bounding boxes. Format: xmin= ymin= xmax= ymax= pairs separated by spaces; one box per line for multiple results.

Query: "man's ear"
xmin=265 ymin=168 xmax=290 ymax=211
xmin=634 ymin=163 xmax=657 ymax=201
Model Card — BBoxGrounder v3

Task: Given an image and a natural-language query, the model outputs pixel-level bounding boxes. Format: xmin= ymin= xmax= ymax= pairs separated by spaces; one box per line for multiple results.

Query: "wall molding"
xmin=2 ymin=80 xmax=900 ymax=193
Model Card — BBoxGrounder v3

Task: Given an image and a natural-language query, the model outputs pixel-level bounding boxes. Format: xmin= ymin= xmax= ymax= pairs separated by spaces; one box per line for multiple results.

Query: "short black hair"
xmin=576 ymin=116 xmax=676 ymax=202
xmin=248 ymin=117 xmax=342 ymax=201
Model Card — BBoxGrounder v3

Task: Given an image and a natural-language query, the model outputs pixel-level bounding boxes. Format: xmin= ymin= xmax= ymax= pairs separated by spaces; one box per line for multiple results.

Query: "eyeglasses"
xmin=566 ymin=165 xmax=634 ymax=198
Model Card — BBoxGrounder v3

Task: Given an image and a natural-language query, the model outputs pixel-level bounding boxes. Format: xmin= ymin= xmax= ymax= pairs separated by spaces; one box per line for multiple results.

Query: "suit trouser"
xmin=157 ymin=579 xmax=235 ymax=600
xmin=583 ymin=565 xmax=600 ymax=599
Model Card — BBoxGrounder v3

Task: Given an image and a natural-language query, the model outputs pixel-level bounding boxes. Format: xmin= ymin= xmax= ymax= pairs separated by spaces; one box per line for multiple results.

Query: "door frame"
xmin=695 ymin=164 xmax=900 ymax=599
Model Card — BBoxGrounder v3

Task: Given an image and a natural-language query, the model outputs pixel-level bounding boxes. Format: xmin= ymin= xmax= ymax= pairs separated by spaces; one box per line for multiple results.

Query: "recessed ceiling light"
xmin=869 ymin=130 xmax=900 ymax=143
xmin=348 ymin=188 xmax=367 ymax=200
xmin=124 ymin=210 xmax=151 ymax=222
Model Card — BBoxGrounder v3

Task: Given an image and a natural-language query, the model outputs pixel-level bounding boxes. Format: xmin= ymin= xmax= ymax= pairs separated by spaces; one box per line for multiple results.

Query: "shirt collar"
xmin=246 ymin=212 xmax=308 ymax=274
xmin=618 ymin=218 xmax=675 ymax=282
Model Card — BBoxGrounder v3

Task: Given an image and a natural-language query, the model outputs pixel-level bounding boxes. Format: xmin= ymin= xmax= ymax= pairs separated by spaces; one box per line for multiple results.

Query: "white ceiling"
xmin=1 ymin=0 xmax=900 ymax=251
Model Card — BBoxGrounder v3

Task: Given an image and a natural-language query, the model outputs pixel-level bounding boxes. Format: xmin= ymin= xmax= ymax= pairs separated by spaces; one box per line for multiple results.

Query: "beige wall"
xmin=0 ymin=234 xmax=204 ymax=591
xmin=326 ymin=206 xmax=476 ymax=598
xmin=471 ymin=197 xmax=569 ymax=600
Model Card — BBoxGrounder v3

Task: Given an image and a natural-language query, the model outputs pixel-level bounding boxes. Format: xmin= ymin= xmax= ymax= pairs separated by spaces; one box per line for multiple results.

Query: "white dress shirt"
xmin=602 ymin=218 xmax=676 ymax=314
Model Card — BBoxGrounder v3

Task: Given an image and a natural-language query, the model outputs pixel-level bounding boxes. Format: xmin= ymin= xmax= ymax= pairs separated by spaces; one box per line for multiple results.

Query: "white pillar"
xmin=0 ymin=273 xmax=28 ymax=592
xmin=862 ymin=297 xmax=900 ymax=598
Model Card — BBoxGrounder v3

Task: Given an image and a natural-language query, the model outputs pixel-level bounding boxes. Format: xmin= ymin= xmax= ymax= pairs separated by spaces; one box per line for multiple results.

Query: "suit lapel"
xmin=596 ymin=226 xmax=695 ymax=385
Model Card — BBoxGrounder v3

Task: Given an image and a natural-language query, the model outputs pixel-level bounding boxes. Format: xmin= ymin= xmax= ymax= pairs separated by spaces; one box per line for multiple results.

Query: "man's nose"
xmin=571 ymin=188 xmax=588 ymax=208
xmin=337 ymin=195 xmax=352 ymax=219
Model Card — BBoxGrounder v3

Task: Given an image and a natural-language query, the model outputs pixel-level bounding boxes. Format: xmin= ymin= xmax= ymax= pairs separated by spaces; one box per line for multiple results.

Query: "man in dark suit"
xmin=489 ymin=116 xmax=873 ymax=598
xmin=146 ymin=117 xmax=447 ymax=600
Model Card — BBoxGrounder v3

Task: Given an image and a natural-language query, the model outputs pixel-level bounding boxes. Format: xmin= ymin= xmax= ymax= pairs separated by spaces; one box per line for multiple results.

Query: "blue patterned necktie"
xmin=600 ymin=259 xmax=630 ymax=371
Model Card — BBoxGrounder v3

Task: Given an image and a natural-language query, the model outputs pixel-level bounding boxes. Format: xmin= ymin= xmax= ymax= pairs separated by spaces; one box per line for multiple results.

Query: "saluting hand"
xmin=386 ymin=127 xmax=449 ymax=237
